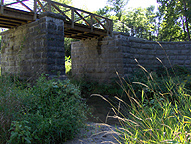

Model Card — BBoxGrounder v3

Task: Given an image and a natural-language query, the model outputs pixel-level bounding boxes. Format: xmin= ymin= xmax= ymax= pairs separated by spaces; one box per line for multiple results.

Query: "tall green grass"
xmin=111 ymin=66 xmax=191 ymax=143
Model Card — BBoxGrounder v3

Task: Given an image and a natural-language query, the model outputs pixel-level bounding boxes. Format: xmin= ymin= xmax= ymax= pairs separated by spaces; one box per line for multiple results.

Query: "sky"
xmin=72 ymin=0 xmax=159 ymax=12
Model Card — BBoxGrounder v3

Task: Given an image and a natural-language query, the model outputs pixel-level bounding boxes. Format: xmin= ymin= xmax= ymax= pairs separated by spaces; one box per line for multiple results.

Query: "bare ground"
xmin=64 ymin=96 xmax=124 ymax=144
xmin=64 ymin=123 xmax=122 ymax=144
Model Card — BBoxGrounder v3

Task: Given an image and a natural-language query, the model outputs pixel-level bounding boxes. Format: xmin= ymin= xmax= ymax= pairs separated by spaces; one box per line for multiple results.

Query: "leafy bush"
xmin=0 ymin=75 xmax=89 ymax=144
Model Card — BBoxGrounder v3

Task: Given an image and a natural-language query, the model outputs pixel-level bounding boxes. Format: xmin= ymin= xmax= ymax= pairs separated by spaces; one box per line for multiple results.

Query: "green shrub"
xmin=0 ymin=75 xmax=88 ymax=144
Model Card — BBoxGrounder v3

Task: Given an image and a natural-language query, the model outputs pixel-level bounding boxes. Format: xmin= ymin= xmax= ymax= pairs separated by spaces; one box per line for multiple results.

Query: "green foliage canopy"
xmin=94 ymin=0 xmax=190 ymax=42
xmin=157 ymin=0 xmax=191 ymax=41
xmin=107 ymin=0 xmax=129 ymax=20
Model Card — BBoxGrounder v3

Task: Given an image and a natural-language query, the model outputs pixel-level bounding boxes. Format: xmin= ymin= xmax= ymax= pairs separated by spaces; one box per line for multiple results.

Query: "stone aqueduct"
xmin=1 ymin=13 xmax=191 ymax=82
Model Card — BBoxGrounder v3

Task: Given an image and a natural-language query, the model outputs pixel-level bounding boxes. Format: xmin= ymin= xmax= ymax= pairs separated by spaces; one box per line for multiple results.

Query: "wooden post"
xmin=33 ymin=0 xmax=37 ymax=20
xmin=1 ymin=0 xmax=4 ymax=14
xmin=106 ymin=19 xmax=109 ymax=35
xmin=109 ymin=20 xmax=112 ymax=35
xmin=90 ymin=15 xmax=93 ymax=32
xmin=71 ymin=8 xmax=74 ymax=28
xmin=48 ymin=0 xmax=51 ymax=12
xmin=149 ymin=32 xmax=151 ymax=41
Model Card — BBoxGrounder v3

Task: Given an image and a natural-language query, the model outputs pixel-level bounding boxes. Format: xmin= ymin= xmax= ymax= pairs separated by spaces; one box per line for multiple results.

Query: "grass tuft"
xmin=112 ymin=64 xmax=191 ymax=143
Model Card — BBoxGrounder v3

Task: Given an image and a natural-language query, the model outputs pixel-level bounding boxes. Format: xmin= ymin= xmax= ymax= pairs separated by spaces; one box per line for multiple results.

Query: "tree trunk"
xmin=183 ymin=0 xmax=191 ymax=41
xmin=185 ymin=17 xmax=190 ymax=41
xmin=182 ymin=16 xmax=186 ymax=33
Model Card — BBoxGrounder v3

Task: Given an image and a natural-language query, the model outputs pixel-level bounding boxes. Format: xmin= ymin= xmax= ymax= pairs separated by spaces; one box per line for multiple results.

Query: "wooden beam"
xmin=65 ymin=34 xmax=90 ymax=39
xmin=64 ymin=22 xmax=107 ymax=36
xmin=37 ymin=0 xmax=46 ymax=12
xmin=1 ymin=0 xmax=4 ymax=14
xmin=64 ymin=29 xmax=101 ymax=38
xmin=64 ymin=31 xmax=78 ymax=35
xmin=34 ymin=0 xmax=37 ymax=20
xmin=48 ymin=0 xmax=51 ymax=12
xmin=0 ymin=23 xmax=13 ymax=28
xmin=63 ymin=9 xmax=70 ymax=13
xmin=91 ymin=15 xmax=93 ymax=32
xmin=70 ymin=32 xmax=89 ymax=37
xmin=18 ymin=0 xmax=33 ymax=12
xmin=50 ymin=0 xmax=112 ymax=20
xmin=0 ymin=8 xmax=34 ymax=21
xmin=0 ymin=16 xmax=27 ymax=24
xmin=4 ymin=0 xmax=28 ymax=6
xmin=37 ymin=3 xmax=48 ymax=13
xmin=74 ymin=10 xmax=90 ymax=26
xmin=0 ymin=23 xmax=19 ymax=28
xmin=93 ymin=19 xmax=105 ymax=26
xmin=51 ymin=2 xmax=71 ymax=22
xmin=74 ymin=14 xmax=90 ymax=23
xmin=92 ymin=15 xmax=107 ymax=31
xmin=0 ymin=20 xmax=21 ymax=26
xmin=71 ymin=8 xmax=74 ymax=28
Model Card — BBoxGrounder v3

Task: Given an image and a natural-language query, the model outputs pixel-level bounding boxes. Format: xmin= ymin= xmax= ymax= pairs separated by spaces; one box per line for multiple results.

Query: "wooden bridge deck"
xmin=0 ymin=0 xmax=113 ymax=39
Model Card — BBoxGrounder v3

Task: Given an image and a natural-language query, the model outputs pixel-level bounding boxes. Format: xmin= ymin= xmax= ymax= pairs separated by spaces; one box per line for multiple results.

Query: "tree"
xmin=95 ymin=6 xmax=111 ymax=18
xmin=96 ymin=5 xmax=159 ymax=40
xmin=55 ymin=0 xmax=71 ymax=4
xmin=107 ymin=0 xmax=129 ymax=20
xmin=119 ymin=7 xmax=158 ymax=40
xmin=157 ymin=0 xmax=191 ymax=41
xmin=181 ymin=0 xmax=191 ymax=41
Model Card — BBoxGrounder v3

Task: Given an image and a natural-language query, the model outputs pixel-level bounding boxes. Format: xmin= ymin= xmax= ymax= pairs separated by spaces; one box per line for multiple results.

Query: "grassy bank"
xmin=1 ymin=56 xmax=191 ymax=143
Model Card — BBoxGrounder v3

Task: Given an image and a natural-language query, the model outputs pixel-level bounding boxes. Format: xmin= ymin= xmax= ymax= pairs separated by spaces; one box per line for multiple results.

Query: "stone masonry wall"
xmin=1 ymin=12 xmax=65 ymax=81
xmin=71 ymin=32 xmax=191 ymax=83
xmin=71 ymin=36 xmax=124 ymax=83
xmin=121 ymin=34 xmax=191 ymax=75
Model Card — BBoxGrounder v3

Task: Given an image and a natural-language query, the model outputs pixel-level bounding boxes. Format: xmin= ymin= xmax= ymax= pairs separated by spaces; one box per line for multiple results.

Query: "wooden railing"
xmin=1 ymin=0 xmax=34 ymax=13
xmin=0 ymin=0 xmax=113 ymax=35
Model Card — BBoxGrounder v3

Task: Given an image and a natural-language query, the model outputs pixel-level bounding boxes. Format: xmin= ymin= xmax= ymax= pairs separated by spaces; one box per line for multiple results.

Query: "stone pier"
xmin=1 ymin=12 xmax=65 ymax=80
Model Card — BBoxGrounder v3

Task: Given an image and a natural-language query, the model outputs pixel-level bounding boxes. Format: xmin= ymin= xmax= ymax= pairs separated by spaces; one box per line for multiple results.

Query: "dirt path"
xmin=64 ymin=123 xmax=122 ymax=144
xmin=64 ymin=96 xmax=124 ymax=144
